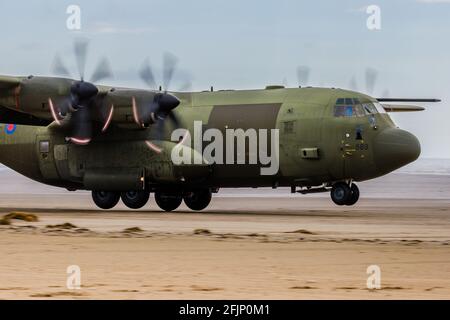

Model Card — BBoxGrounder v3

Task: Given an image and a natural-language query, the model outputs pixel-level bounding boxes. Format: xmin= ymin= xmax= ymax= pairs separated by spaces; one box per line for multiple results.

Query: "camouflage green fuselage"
xmin=0 ymin=79 xmax=419 ymax=192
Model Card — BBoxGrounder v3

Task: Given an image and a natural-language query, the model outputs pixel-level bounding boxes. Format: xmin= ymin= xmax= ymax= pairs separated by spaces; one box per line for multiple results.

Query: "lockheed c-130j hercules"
xmin=0 ymin=42 xmax=440 ymax=212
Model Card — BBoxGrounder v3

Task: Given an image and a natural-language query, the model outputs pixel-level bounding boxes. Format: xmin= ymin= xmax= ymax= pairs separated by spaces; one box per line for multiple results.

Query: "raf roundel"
xmin=4 ymin=124 xmax=17 ymax=135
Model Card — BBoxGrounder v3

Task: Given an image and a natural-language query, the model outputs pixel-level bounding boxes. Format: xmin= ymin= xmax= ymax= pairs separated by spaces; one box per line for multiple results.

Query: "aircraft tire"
xmin=155 ymin=190 xmax=183 ymax=212
xmin=330 ymin=182 xmax=351 ymax=206
xmin=183 ymin=188 xmax=212 ymax=211
xmin=345 ymin=184 xmax=360 ymax=206
xmin=92 ymin=191 xmax=121 ymax=210
xmin=121 ymin=190 xmax=150 ymax=209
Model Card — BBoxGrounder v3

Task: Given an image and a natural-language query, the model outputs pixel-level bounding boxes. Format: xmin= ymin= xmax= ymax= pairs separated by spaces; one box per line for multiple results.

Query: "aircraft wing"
xmin=0 ymin=76 xmax=21 ymax=89
xmin=377 ymin=98 xmax=440 ymax=113
xmin=377 ymin=98 xmax=441 ymax=103
xmin=0 ymin=106 xmax=51 ymax=126
xmin=382 ymin=104 xmax=426 ymax=112
xmin=0 ymin=77 xmax=45 ymax=125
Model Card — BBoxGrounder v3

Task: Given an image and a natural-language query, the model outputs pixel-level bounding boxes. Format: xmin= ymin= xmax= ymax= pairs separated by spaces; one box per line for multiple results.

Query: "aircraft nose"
xmin=373 ymin=128 xmax=421 ymax=174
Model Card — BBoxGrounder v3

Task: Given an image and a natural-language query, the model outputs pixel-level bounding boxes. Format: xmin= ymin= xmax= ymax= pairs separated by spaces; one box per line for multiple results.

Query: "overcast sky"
xmin=0 ymin=0 xmax=449 ymax=158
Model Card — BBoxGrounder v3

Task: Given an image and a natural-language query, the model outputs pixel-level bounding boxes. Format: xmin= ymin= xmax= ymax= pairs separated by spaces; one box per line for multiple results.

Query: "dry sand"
xmin=0 ymin=170 xmax=450 ymax=299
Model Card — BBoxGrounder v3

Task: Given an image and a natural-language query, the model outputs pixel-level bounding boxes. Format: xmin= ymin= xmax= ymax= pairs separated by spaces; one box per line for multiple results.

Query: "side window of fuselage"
xmin=39 ymin=140 xmax=50 ymax=153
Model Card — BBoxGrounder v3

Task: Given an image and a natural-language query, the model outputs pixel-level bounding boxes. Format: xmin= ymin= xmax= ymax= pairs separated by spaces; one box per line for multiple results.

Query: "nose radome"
xmin=373 ymin=128 xmax=421 ymax=175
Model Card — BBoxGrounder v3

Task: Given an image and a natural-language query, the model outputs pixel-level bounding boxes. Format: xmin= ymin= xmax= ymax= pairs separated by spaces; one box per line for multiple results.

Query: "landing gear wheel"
xmin=330 ymin=182 xmax=351 ymax=206
xmin=345 ymin=184 xmax=360 ymax=206
xmin=121 ymin=190 xmax=150 ymax=209
xmin=184 ymin=189 xmax=212 ymax=211
xmin=92 ymin=191 xmax=120 ymax=210
xmin=155 ymin=190 xmax=183 ymax=212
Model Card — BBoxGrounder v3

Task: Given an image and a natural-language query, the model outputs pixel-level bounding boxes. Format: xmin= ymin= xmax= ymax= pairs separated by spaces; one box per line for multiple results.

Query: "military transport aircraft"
xmin=0 ymin=41 xmax=440 ymax=212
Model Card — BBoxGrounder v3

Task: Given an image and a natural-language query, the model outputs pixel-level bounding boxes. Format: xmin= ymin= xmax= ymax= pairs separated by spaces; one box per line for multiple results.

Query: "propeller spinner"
xmin=49 ymin=39 xmax=114 ymax=145
xmin=133 ymin=53 xmax=185 ymax=142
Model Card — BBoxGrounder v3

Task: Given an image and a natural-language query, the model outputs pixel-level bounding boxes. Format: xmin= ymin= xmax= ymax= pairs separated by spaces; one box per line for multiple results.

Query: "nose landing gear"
xmin=330 ymin=182 xmax=360 ymax=206
xmin=345 ymin=184 xmax=360 ymax=206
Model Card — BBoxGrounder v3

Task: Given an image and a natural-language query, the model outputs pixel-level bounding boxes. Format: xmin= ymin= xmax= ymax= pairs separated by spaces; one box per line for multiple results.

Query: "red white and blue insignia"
xmin=4 ymin=124 xmax=17 ymax=135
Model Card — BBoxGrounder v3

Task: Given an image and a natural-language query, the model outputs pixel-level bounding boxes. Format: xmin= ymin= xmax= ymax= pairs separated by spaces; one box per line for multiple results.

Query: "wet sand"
xmin=0 ymin=170 xmax=450 ymax=299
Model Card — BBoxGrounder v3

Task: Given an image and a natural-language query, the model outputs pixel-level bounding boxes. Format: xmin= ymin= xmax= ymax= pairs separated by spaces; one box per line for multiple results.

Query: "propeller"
xmin=49 ymin=39 xmax=114 ymax=145
xmin=346 ymin=68 xmax=379 ymax=94
xmin=135 ymin=53 xmax=187 ymax=143
xmin=349 ymin=76 xmax=358 ymax=91
xmin=297 ymin=66 xmax=311 ymax=87
xmin=381 ymin=89 xmax=390 ymax=99
xmin=365 ymin=67 xmax=378 ymax=95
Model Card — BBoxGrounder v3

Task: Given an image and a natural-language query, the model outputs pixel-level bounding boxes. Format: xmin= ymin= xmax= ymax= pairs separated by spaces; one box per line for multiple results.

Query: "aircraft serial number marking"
xmin=355 ymin=143 xmax=369 ymax=150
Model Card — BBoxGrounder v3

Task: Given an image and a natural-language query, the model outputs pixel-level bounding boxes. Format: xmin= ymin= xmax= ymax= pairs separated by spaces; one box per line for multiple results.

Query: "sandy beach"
xmin=1 ymin=167 xmax=450 ymax=299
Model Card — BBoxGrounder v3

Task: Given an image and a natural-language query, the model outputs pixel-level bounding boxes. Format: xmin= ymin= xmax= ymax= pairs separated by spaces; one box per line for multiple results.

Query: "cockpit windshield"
xmin=334 ymin=98 xmax=386 ymax=117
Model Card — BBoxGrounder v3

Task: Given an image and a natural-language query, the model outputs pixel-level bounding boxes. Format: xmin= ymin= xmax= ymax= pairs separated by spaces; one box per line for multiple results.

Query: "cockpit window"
xmin=334 ymin=98 xmax=383 ymax=118
xmin=334 ymin=105 xmax=358 ymax=117
xmin=373 ymin=102 xmax=387 ymax=114
xmin=334 ymin=105 xmax=343 ymax=117
xmin=354 ymin=104 xmax=365 ymax=117
xmin=345 ymin=98 xmax=353 ymax=105
xmin=344 ymin=106 xmax=353 ymax=116
xmin=362 ymin=103 xmax=377 ymax=115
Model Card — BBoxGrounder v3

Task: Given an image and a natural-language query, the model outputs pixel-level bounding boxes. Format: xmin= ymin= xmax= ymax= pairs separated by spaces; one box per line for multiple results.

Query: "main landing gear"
xmin=91 ymin=187 xmax=214 ymax=212
xmin=330 ymin=182 xmax=360 ymax=206
xmin=91 ymin=190 xmax=150 ymax=210
xmin=183 ymin=188 xmax=212 ymax=211
xmin=121 ymin=191 xmax=150 ymax=209
xmin=92 ymin=191 xmax=121 ymax=210
xmin=154 ymin=190 xmax=183 ymax=212
xmin=154 ymin=188 xmax=213 ymax=212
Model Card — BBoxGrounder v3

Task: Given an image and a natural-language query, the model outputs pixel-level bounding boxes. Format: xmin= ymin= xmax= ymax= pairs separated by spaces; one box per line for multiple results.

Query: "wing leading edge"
xmin=382 ymin=104 xmax=425 ymax=112
xmin=0 ymin=106 xmax=51 ymax=126
xmin=0 ymin=76 xmax=21 ymax=89
xmin=377 ymin=98 xmax=440 ymax=113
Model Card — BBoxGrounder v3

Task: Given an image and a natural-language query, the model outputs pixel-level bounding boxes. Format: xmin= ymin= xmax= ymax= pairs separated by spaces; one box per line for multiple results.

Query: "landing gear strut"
xmin=121 ymin=190 xmax=150 ymax=209
xmin=184 ymin=188 xmax=212 ymax=211
xmin=330 ymin=183 xmax=360 ymax=206
xmin=92 ymin=191 xmax=120 ymax=210
xmin=345 ymin=184 xmax=360 ymax=206
xmin=155 ymin=189 xmax=183 ymax=212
